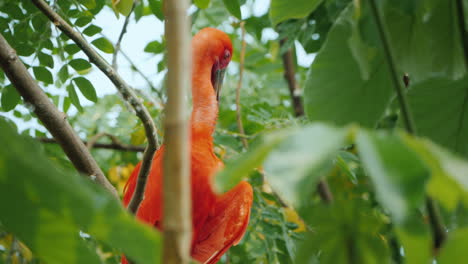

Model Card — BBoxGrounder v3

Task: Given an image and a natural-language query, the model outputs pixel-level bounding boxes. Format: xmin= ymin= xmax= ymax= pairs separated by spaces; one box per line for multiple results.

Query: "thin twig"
xmin=121 ymin=50 xmax=164 ymax=100
xmin=163 ymin=0 xmax=192 ymax=262
xmin=0 ymin=33 xmax=118 ymax=198
xmin=236 ymin=22 xmax=248 ymax=149
xmin=38 ymin=137 xmax=145 ymax=152
xmin=457 ymin=0 xmax=468 ymax=68
xmin=279 ymin=39 xmax=333 ymax=203
xmin=368 ymin=0 xmax=446 ymax=251
xmin=112 ymin=1 xmax=136 ymax=70
xmin=32 ymin=0 xmax=159 ymax=216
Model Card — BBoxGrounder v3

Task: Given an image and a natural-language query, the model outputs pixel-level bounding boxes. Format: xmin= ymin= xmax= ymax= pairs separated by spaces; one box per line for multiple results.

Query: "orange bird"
xmin=122 ymin=28 xmax=253 ymax=264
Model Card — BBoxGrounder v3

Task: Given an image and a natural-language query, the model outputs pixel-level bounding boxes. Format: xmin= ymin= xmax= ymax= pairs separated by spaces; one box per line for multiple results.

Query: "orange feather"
xmin=121 ymin=28 xmax=253 ymax=264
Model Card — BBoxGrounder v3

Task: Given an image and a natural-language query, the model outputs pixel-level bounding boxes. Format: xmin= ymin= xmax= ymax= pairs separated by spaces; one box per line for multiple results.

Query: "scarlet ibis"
xmin=122 ymin=28 xmax=253 ymax=264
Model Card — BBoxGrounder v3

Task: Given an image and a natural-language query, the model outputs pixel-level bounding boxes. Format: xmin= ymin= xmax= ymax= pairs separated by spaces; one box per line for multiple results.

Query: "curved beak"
xmin=211 ymin=60 xmax=226 ymax=102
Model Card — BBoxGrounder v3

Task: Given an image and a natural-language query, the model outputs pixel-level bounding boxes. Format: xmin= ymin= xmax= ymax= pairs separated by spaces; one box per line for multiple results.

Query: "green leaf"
xmin=58 ymin=65 xmax=69 ymax=84
xmin=81 ymin=0 xmax=97 ymax=9
xmin=148 ymin=0 xmax=164 ymax=20
xmin=384 ymin=0 xmax=466 ymax=83
xmin=304 ymin=4 xmax=393 ymax=128
xmin=33 ymin=66 xmax=54 ymax=84
xmin=91 ymin=37 xmax=115 ymax=54
xmin=38 ymin=52 xmax=54 ymax=68
xmin=395 ymin=216 xmax=432 ymax=264
xmin=1 ymin=85 xmax=21 ymax=112
xmin=113 ymin=0 xmax=134 ymax=16
xmin=403 ymin=135 xmax=468 ymax=211
xmin=66 ymin=83 xmax=83 ymax=112
xmin=215 ymin=129 xmax=292 ymax=192
xmin=408 ymin=76 xmax=468 ymax=158
xmin=269 ymin=0 xmax=323 ymax=26
xmin=438 ymin=228 xmax=468 ymax=263
xmin=194 ymin=0 xmax=210 ymax=9
xmin=356 ymin=130 xmax=429 ymax=223
xmin=144 ymin=40 xmax=164 ymax=53
xmin=73 ymin=77 xmax=97 ymax=103
xmin=64 ymin=44 xmax=81 ymax=55
xmin=74 ymin=16 xmax=92 ymax=27
xmin=69 ymin=58 xmax=92 ymax=71
xmin=83 ymin=25 xmax=102 ymax=36
xmin=264 ymin=124 xmax=348 ymax=208
xmin=221 ymin=0 xmax=241 ymax=19
xmin=0 ymin=119 xmax=161 ymax=264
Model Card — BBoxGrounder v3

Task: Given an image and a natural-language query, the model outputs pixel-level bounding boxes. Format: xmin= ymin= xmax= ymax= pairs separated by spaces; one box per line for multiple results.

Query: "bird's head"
xmin=192 ymin=28 xmax=233 ymax=101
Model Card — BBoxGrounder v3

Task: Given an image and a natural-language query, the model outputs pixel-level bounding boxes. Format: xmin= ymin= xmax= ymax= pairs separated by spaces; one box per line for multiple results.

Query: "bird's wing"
xmin=123 ymin=147 xmax=164 ymax=228
xmin=191 ymin=181 xmax=253 ymax=264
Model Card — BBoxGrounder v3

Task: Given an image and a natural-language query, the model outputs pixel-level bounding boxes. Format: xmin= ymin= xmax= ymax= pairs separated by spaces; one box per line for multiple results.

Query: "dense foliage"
xmin=1 ymin=0 xmax=468 ymax=263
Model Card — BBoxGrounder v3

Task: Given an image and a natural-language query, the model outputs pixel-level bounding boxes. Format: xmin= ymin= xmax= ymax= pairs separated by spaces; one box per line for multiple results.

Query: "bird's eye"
xmin=224 ymin=50 xmax=230 ymax=59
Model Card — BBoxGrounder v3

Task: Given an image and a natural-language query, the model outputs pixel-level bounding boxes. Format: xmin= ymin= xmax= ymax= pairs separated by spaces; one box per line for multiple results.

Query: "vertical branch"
xmin=279 ymin=39 xmax=333 ymax=203
xmin=163 ymin=0 xmax=192 ymax=263
xmin=368 ymin=0 xmax=446 ymax=251
xmin=279 ymin=39 xmax=304 ymax=117
xmin=456 ymin=0 xmax=468 ymax=68
xmin=113 ymin=2 xmax=136 ymax=70
xmin=236 ymin=22 xmax=248 ymax=149
xmin=0 ymin=33 xmax=118 ymax=198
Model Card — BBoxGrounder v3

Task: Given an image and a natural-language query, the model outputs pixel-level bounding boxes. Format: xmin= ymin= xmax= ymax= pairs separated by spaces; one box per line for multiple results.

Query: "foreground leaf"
xmin=0 ymin=119 xmax=161 ymax=264
xmin=356 ymin=130 xmax=428 ymax=223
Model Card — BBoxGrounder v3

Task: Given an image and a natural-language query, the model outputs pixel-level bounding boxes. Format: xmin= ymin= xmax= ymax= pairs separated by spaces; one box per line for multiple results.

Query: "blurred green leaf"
xmin=438 ymin=228 xmax=468 ymax=263
xmin=144 ymin=40 xmax=164 ymax=54
xmin=91 ymin=37 xmax=115 ymax=54
xmin=356 ymin=130 xmax=428 ymax=223
xmin=66 ymin=83 xmax=83 ymax=112
xmin=64 ymin=44 xmax=81 ymax=55
xmin=148 ymin=0 xmax=164 ymax=20
xmin=73 ymin=77 xmax=97 ymax=103
xmin=112 ymin=0 xmax=134 ymax=16
xmin=1 ymin=84 xmax=21 ymax=112
xmin=221 ymin=0 xmax=241 ymax=19
xmin=58 ymin=65 xmax=69 ymax=84
xmin=215 ymin=129 xmax=292 ymax=192
xmin=69 ymin=58 xmax=92 ymax=71
xmin=0 ymin=118 xmax=161 ymax=264
xmin=270 ymin=0 xmax=323 ymax=26
xmin=83 ymin=25 xmax=102 ymax=36
xmin=38 ymin=52 xmax=54 ymax=68
xmin=194 ymin=0 xmax=210 ymax=9
xmin=74 ymin=16 xmax=92 ymax=27
xmin=33 ymin=67 xmax=54 ymax=84
xmin=265 ymin=124 xmax=348 ymax=208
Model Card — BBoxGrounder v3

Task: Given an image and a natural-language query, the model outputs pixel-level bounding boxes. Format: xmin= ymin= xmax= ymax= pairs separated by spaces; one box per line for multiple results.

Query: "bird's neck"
xmin=190 ymin=56 xmax=218 ymax=137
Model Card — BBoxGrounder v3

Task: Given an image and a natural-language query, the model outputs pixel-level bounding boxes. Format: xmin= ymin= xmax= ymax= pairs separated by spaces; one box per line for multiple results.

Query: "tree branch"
xmin=163 ymin=0 xmax=192 ymax=262
xmin=32 ymin=0 xmax=159 ymax=216
xmin=0 ymin=33 xmax=118 ymax=198
xmin=236 ymin=22 xmax=248 ymax=149
xmin=368 ymin=0 xmax=446 ymax=251
xmin=279 ymin=39 xmax=333 ymax=203
xmin=280 ymin=39 xmax=304 ymax=117
xmin=112 ymin=2 xmax=136 ymax=70
xmin=457 ymin=0 xmax=468 ymax=69
xmin=38 ymin=137 xmax=145 ymax=152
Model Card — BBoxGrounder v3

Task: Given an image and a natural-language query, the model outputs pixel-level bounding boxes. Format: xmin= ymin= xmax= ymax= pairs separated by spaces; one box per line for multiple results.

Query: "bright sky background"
xmin=2 ymin=0 xmax=316 ymax=134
